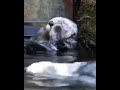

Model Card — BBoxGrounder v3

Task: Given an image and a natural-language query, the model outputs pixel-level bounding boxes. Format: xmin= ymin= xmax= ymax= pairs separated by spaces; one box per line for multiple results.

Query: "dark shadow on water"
xmin=24 ymin=48 xmax=96 ymax=67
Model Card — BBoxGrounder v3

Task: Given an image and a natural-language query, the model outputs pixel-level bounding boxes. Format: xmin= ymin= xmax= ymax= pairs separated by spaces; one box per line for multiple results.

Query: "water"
xmin=24 ymin=47 xmax=96 ymax=90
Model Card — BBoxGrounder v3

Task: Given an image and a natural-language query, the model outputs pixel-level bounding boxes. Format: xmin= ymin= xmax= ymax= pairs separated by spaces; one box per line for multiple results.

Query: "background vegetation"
xmin=77 ymin=0 xmax=96 ymax=51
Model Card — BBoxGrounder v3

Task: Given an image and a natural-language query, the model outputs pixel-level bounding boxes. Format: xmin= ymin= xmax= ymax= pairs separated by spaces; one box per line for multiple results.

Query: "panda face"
xmin=45 ymin=17 xmax=78 ymax=49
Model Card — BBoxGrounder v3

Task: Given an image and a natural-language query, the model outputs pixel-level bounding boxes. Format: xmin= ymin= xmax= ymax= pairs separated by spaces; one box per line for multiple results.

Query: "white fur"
xmin=46 ymin=17 xmax=78 ymax=39
xmin=45 ymin=24 xmax=51 ymax=31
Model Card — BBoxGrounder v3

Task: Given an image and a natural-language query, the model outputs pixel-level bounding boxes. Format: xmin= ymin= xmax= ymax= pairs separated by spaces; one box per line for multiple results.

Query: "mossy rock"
xmin=77 ymin=0 xmax=96 ymax=50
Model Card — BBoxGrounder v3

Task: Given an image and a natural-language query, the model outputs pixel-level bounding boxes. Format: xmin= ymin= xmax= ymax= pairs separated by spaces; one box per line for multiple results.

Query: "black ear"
xmin=48 ymin=21 xmax=54 ymax=27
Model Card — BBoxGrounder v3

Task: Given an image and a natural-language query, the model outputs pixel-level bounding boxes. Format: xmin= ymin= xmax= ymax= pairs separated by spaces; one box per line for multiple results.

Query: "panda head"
xmin=45 ymin=17 xmax=78 ymax=46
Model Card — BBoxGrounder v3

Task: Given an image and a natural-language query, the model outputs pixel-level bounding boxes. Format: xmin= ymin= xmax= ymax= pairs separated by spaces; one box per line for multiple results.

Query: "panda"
xmin=24 ymin=17 xmax=78 ymax=54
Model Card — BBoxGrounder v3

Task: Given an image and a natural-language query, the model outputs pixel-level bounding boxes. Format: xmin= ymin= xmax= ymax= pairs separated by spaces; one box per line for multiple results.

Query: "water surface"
xmin=24 ymin=48 xmax=96 ymax=90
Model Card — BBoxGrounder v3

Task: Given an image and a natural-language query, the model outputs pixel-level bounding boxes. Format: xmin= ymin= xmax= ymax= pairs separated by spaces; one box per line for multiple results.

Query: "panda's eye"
xmin=48 ymin=21 xmax=54 ymax=27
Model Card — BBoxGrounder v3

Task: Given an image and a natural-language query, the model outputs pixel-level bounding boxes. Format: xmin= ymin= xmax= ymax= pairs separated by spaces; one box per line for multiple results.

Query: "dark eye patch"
xmin=48 ymin=21 xmax=54 ymax=27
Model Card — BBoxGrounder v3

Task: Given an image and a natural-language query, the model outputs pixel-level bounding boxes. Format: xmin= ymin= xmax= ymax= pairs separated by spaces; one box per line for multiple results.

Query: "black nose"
xmin=54 ymin=26 xmax=62 ymax=33
xmin=48 ymin=21 xmax=54 ymax=27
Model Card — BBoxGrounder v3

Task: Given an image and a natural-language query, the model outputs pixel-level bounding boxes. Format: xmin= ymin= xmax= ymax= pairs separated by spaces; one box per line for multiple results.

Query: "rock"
xmin=77 ymin=0 xmax=96 ymax=50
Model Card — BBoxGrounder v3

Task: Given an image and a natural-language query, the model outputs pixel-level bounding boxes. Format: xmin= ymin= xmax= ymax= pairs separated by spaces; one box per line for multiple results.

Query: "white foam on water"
xmin=26 ymin=61 xmax=82 ymax=77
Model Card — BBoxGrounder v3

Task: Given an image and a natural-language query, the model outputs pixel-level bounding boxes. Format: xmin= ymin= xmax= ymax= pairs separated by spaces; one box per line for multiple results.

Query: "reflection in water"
xmin=24 ymin=50 xmax=78 ymax=67
xmin=24 ymin=49 xmax=96 ymax=90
